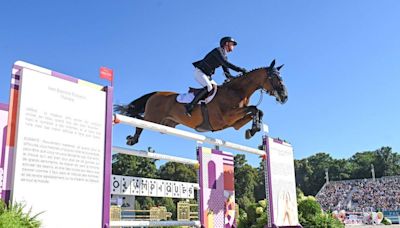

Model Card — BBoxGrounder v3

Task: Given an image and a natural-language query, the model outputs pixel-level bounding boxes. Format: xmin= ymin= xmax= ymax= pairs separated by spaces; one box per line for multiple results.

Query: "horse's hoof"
xmin=126 ymin=139 xmax=137 ymax=146
xmin=126 ymin=135 xmax=132 ymax=140
xmin=245 ymin=129 xmax=252 ymax=139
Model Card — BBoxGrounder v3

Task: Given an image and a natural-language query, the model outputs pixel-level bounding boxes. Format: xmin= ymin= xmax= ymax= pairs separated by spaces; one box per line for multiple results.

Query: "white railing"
xmin=113 ymin=146 xmax=199 ymax=165
xmin=114 ymin=114 xmax=265 ymax=156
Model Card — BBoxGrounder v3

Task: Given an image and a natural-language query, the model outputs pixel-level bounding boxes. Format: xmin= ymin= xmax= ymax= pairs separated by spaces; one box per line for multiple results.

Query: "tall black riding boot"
xmin=185 ymin=88 xmax=209 ymax=116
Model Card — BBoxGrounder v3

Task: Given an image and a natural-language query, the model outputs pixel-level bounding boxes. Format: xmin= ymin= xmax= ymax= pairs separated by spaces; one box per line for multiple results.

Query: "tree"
xmin=157 ymin=162 xmax=197 ymax=183
xmin=294 ymin=158 xmax=313 ymax=195
xmin=349 ymin=151 xmax=376 ymax=179
xmin=329 ymin=158 xmax=352 ymax=181
xmin=375 ymin=147 xmax=400 ymax=177
xmin=112 ymin=147 xmax=158 ymax=178
xmin=254 ymin=158 xmax=266 ymax=201
xmin=234 ymin=155 xmax=258 ymax=210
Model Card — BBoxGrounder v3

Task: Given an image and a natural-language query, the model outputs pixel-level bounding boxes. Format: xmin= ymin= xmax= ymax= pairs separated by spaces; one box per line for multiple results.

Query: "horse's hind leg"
xmin=126 ymin=115 xmax=145 ymax=146
xmin=126 ymin=127 xmax=143 ymax=146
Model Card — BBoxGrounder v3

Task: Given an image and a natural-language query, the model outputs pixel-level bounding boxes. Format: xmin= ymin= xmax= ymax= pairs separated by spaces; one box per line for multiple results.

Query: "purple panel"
xmin=102 ymin=86 xmax=113 ymax=228
xmin=208 ymin=161 xmax=216 ymax=189
xmin=51 ymin=71 xmax=78 ymax=83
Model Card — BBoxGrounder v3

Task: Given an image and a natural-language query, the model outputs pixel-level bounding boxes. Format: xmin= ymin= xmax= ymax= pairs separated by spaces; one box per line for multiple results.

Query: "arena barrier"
xmin=0 ymin=61 xmax=301 ymax=228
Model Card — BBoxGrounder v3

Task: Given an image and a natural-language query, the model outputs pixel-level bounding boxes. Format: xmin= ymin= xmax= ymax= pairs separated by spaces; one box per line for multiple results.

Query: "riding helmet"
xmin=220 ymin=36 xmax=237 ymax=47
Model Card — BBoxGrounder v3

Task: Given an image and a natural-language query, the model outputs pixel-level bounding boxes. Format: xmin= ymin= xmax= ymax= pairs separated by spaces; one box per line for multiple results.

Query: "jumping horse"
xmin=115 ymin=60 xmax=288 ymax=146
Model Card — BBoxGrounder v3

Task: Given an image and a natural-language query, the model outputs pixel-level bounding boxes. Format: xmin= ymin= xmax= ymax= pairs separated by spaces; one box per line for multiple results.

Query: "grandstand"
xmin=316 ymin=176 xmax=400 ymax=223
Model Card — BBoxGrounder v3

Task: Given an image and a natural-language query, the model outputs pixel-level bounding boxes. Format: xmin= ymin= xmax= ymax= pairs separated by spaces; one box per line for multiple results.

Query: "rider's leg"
xmin=185 ymin=68 xmax=213 ymax=116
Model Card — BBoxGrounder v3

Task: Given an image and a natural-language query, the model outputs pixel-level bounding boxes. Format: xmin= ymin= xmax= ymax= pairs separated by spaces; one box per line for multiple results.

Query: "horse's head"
xmin=263 ymin=60 xmax=288 ymax=104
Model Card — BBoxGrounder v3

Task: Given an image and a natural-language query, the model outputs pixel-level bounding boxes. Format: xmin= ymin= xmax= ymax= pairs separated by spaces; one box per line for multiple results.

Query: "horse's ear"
xmin=269 ymin=59 xmax=276 ymax=68
xmin=277 ymin=64 xmax=284 ymax=71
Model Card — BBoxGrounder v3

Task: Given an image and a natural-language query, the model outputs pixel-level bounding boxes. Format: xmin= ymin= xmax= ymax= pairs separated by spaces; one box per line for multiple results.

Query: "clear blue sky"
xmin=1 ymin=1 xmax=399 ymax=166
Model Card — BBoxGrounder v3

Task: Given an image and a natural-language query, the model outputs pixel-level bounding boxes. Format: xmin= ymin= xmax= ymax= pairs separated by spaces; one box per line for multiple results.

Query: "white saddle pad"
xmin=176 ymin=87 xmax=217 ymax=104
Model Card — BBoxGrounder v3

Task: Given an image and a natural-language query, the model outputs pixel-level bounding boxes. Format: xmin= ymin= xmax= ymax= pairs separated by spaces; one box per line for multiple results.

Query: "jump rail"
xmin=113 ymin=146 xmax=198 ymax=165
xmin=114 ymin=114 xmax=265 ymax=156
xmin=109 ymin=220 xmax=201 ymax=227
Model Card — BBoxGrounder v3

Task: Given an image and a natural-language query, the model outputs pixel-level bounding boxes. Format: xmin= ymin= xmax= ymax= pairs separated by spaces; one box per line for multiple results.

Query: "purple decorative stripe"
xmin=51 ymin=71 xmax=78 ymax=83
xmin=198 ymin=147 xmax=205 ymax=227
xmin=277 ymin=226 xmax=303 ymax=228
xmin=211 ymin=149 xmax=234 ymax=157
xmin=273 ymin=138 xmax=283 ymax=144
xmin=102 ymin=86 xmax=113 ymax=228
xmin=13 ymin=65 xmax=23 ymax=70
xmin=1 ymin=126 xmax=7 ymax=167
xmin=223 ymin=163 xmax=234 ymax=167
xmin=12 ymin=74 xmax=21 ymax=80
xmin=223 ymin=158 xmax=234 ymax=162
xmin=265 ymin=136 xmax=275 ymax=226
xmin=0 ymin=103 xmax=8 ymax=111
xmin=10 ymin=84 xmax=19 ymax=90
xmin=1 ymin=190 xmax=10 ymax=204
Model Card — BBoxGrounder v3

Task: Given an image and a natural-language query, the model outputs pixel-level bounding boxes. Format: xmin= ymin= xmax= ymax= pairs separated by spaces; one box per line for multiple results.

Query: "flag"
xmin=100 ymin=66 xmax=113 ymax=82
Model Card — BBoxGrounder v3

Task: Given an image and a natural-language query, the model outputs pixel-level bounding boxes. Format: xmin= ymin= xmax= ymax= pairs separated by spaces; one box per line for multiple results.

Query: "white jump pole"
xmin=113 ymin=146 xmax=199 ymax=166
xmin=114 ymin=114 xmax=265 ymax=156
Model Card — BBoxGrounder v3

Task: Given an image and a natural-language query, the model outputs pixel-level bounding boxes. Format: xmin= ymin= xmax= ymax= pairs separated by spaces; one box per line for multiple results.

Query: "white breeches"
xmin=194 ymin=68 xmax=216 ymax=92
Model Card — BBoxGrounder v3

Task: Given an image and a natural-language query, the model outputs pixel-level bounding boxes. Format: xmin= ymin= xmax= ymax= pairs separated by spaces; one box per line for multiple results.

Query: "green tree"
xmin=234 ymin=155 xmax=258 ymax=210
xmin=375 ymin=147 xmax=400 ymax=177
xmin=112 ymin=148 xmax=158 ymax=178
xmin=254 ymin=158 xmax=266 ymax=201
xmin=349 ymin=151 xmax=376 ymax=179
xmin=294 ymin=159 xmax=313 ymax=195
xmin=157 ymin=162 xmax=197 ymax=183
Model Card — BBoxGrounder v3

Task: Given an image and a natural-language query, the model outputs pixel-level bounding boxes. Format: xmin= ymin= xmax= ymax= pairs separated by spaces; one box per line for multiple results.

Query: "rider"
xmin=185 ymin=36 xmax=247 ymax=116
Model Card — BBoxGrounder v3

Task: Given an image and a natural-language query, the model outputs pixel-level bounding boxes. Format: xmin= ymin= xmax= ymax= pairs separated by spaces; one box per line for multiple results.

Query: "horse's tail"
xmin=114 ymin=92 xmax=157 ymax=118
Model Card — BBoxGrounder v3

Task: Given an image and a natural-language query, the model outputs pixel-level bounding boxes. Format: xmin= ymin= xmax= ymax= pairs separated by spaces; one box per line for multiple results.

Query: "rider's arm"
xmin=222 ymin=66 xmax=234 ymax=79
xmin=213 ymin=48 xmax=246 ymax=73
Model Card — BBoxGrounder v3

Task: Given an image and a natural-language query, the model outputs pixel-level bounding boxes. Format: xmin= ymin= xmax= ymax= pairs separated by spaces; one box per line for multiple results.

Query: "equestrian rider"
xmin=185 ymin=36 xmax=247 ymax=116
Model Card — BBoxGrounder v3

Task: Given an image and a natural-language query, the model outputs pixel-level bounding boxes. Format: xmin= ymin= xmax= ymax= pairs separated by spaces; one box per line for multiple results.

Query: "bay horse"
xmin=115 ymin=60 xmax=288 ymax=146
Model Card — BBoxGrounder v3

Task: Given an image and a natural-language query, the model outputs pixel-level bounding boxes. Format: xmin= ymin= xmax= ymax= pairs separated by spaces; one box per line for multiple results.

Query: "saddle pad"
xmin=176 ymin=87 xmax=217 ymax=104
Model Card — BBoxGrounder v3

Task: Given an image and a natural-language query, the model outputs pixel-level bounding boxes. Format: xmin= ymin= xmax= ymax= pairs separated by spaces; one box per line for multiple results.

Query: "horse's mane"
xmin=220 ymin=67 xmax=265 ymax=89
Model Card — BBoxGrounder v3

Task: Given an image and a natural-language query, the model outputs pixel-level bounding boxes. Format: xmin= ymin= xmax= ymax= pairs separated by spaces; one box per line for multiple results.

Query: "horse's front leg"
xmin=230 ymin=106 xmax=264 ymax=139
xmin=246 ymin=107 xmax=264 ymax=139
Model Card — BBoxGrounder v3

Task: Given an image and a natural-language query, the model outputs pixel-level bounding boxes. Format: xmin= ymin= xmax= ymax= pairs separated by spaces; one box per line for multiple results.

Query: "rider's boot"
xmin=185 ymin=88 xmax=209 ymax=117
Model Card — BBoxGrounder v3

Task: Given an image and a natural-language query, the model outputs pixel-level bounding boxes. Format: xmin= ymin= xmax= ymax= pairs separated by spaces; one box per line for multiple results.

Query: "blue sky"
xmin=1 ymin=1 xmax=399 ymax=166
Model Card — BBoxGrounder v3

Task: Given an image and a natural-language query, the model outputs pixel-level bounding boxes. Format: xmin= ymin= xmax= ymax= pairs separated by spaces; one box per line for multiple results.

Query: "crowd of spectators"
xmin=316 ymin=181 xmax=352 ymax=211
xmin=316 ymin=176 xmax=400 ymax=212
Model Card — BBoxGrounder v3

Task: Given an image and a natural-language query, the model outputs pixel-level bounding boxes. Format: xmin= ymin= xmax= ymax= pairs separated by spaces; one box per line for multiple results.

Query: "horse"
xmin=115 ymin=60 xmax=288 ymax=146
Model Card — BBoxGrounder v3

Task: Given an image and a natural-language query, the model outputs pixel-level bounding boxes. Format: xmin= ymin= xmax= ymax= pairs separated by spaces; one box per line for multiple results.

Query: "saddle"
xmin=176 ymin=86 xmax=218 ymax=104
xmin=188 ymin=87 xmax=215 ymax=98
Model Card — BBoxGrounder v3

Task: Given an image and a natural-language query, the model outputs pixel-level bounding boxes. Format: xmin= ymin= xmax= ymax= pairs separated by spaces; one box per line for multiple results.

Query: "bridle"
xmin=255 ymin=67 xmax=282 ymax=106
